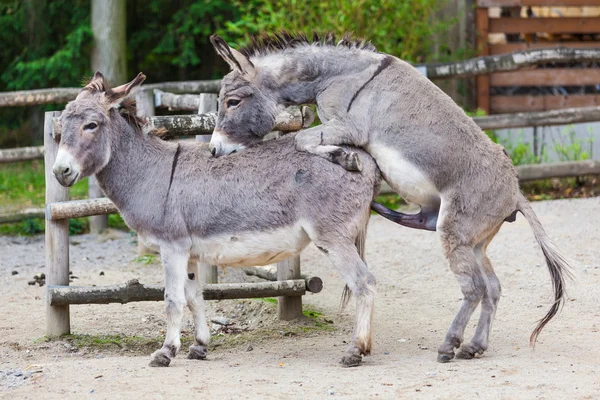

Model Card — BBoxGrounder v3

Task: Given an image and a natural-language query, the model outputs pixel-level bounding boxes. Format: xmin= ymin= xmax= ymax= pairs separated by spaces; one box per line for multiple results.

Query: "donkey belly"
xmin=366 ymin=143 xmax=440 ymax=207
xmin=191 ymin=224 xmax=311 ymax=267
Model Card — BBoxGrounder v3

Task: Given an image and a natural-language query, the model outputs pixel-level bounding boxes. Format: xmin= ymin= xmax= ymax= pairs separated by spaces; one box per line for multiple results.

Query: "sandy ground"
xmin=0 ymin=197 xmax=599 ymax=399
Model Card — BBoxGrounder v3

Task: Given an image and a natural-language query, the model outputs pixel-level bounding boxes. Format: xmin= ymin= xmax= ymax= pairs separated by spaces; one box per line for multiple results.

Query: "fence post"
xmin=135 ymin=89 xmax=158 ymax=256
xmin=44 ymin=111 xmax=70 ymax=336
xmin=196 ymin=93 xmax=220 ymax=284
xmin=277 ymin=255 xmax=303 ymax=320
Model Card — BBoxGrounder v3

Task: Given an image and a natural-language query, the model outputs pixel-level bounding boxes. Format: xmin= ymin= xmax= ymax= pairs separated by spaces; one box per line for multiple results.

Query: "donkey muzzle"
xmin=209 ymin=129 xmax=245 ymax=158
xmin=52 ymin=148 xmax=81 ymax=187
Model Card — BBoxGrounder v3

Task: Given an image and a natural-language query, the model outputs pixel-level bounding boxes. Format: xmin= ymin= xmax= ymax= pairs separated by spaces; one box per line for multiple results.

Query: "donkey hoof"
xmin=149 ymin=352 xmax=171 ymax=367
xmin=340 ymin=353 xmax=363 ymax=367
xmin=187 ymin=345 xmax=208 ymax=360
xmin=346 ymin=152 xmax=363 ymax=172
xmin=437 ymin=352 xmax=455 ymax=363
xmin=456 ymin=344 xmax=483 ymax=360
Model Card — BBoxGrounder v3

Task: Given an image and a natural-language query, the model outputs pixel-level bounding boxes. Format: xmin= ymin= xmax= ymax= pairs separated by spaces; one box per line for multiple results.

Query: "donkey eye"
xmin=227 ymin=99 xmax=241 ymax=108
xmin=83 ymin=122 xmax=98 ymax=131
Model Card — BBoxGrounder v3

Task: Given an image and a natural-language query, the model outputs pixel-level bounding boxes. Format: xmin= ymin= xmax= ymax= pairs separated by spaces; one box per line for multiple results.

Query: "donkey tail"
xmin=340 ymin=208 xmax=370 ymax=312
xmin=517 ymin=192 xmax=573 ymax=345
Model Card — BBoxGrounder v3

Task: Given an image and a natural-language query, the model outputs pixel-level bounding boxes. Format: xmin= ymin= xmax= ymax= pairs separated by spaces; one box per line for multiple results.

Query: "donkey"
xmin=52 ymin=72 xmax=382 ymax=367
xmin=208 ymin=33 xmax=572 ymax=363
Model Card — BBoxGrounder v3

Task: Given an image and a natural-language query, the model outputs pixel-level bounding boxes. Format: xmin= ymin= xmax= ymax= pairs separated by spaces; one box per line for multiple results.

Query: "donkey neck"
xmin=95 ymin=118 xmax=178 ymax=220
xmin=255 ymin=48 xmax=383 ymax=105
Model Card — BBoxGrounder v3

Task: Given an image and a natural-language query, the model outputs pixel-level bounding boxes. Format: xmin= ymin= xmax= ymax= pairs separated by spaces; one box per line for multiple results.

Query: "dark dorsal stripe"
xmin=167 ymin=143 xmax=181 ymax=197
xmin=346 ymin=55 xmax=393 ymax=113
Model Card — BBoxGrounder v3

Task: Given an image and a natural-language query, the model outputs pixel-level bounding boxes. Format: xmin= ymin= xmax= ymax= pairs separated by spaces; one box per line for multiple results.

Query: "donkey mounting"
xmin=208 ymin=32 xmax=572 ymax=363
xmin=53 ymin=72 xmax=382 ymax=367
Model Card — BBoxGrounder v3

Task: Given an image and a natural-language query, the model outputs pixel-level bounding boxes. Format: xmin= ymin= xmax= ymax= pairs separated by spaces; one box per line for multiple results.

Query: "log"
xmin=44 ymin=111 xmax=71 ymax=337
xmin=0 ymin=208 xmax=45 ymax=223
xmin=277 ymin=256 xmax=303 ymax=320
xmin=47 ymin=198 xmax=119 ymax=220
xmin=473 ymin=106 xmax=600 ymax=130
xmin=0 ymin=88 xmax=80 ymax=107
xmin=424 ymin=48 xmax=600 ymax=80
xmin=47 ymin=279 xmax=306 ymax=305
xmin=517 ymin=160 xmax=600 ymax=181
xmin=0 ymin=146 xmax=44 ymax=163
xmin=243 ymin=265 xmax=323 ymax=293
xmin=0 ymin=81 xmax=220 ymax=108
xmin=155 ymin=89 xmax=201 ymax=111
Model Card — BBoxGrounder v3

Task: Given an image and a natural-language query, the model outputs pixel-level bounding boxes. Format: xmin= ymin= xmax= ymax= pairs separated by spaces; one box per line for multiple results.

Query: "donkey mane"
xmin=239 ymin=31 xmax=377 ymax=59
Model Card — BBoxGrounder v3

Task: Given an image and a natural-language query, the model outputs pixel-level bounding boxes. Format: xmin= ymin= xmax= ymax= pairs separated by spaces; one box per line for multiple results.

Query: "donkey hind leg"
xmin=294 ymin=121 xmax=362 ymax=172
xmin=319 ymin=244 xmax=376 ymax=367
xmin=437 ymin=244 xmax=486 ymax=363
xmin=185 ymin=259 xmax=210 ymax=360
xmin=456 ymin=227 xmax=502 ymax=360
xmin=149 ymin=249 xmax=189 ymax=367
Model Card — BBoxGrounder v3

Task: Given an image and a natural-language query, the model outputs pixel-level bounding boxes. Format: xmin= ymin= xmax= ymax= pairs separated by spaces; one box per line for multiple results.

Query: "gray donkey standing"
xmin=208 ymin=33 xmax=572 ymax=363
xmin=52 ymin=72 xmax=382 ymax=367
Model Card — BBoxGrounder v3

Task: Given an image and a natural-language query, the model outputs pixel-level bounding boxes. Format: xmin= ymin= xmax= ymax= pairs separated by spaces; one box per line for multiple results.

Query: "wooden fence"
xmin=476 ymin=0 xmax=600 ymax=114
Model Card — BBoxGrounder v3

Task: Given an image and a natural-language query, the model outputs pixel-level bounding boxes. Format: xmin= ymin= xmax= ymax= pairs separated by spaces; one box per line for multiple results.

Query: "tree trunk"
xmin=90 ymin=0 xmax=127 ymax=233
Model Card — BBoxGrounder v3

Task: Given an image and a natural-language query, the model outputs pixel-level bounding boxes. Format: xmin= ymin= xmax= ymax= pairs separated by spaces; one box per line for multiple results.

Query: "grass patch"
xmin=0 ymin=161 xmax=130 ymax=236
xmin=62 ymin=334 xmax=171 ymax=354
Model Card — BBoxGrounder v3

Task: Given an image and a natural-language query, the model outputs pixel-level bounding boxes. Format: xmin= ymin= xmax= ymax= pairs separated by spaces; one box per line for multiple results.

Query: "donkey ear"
xmin=92 ymin=71 xmax=105 ymax=81
xmin=210 ymin=34 xmax=255 ymax=77
xmin=105 ymin=72 xmax=146 ymax=107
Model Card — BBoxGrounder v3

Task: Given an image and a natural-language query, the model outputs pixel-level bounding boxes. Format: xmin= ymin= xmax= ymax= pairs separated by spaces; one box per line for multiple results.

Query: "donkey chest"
xmin=367 ymin=143 xmax=439 ymax=206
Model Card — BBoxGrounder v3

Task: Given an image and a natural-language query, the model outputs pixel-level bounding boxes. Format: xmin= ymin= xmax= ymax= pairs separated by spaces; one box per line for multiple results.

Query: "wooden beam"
xmin=490 ymin=42 xmax=600 ymax=55
xmin=47 ymin=279 xmax=307 ymax=305
xmin=426 ymin=48 xmax=600 ymax=80
xmin=154 ymin=89 xmax=201 ymax=111
xmin=47 ymin=198 xmax=119 ymax=220
xmin=478 ymin=0 xmax=600 ymax=7
xmin=476 ymin=7 xmax=491 ymax=113
xmin=55 ymin=110 xmax=310 ymax=138
xmin=474 ymin=106 xmax=600 ymax=129
xmin=243 ymin=265 xmax=323 ymax=294
xmin=0 ymin=208 xmax=45 ymax=224
xmin=518 ymin=160 xmax=600 ymax=181
xmin=491 ymin=94 xmax=600 ymax=113
xmin=0 ymin=80 xmax=221 ymax=108
xmin=277 ymin=256 xmax=303 ymax=320
xmin=491 ymin=68 xmax=600 ymax=86
xmin=0 ymin=146 xmax=44 ymax=163
xmin=489 ymin=18 xmax=600 ymax=34
xmin=44 ymin=111 xmax=70 ymax=337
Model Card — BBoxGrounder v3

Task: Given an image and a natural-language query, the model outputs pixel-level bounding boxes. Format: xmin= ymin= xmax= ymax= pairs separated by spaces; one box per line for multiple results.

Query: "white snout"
xmin=52 ymin=148 xmax=82 ymax=187
xmin=209 ymin=129 xmax=246 ymax=157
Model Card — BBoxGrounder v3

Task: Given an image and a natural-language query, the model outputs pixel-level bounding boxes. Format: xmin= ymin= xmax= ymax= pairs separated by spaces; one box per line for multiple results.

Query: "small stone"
xmin=246 ymin=344 xmax=254 ymax=352
xmin=398 ymin=338 xmax=408 ymax=343
xmin=28 ymin=281 xmax=36 ymax=286
xmin=99 ymin=271 xmax=105 ymax=276
xmin=211 ymin=316 xmax=230 ymax=326
xmin=384 ymin=351 xmax=389 ymax=355
xmin=11 ymin=271 xmax=18 ymax=275
xmin=328 ymin=388 xmax=335 ymax=395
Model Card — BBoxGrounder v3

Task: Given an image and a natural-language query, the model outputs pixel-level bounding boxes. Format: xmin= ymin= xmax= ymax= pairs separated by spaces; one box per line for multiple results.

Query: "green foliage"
xmin=135 ymin=254 xmax=158 ymax=265
xmin=553 ymin=126 xmax=594 ymax=162
xmin=22 ymin=218 xmax=43 ymax=235
xmin=68 ymin=218 xmax=87 ymax=235
xmin=221 ymin=0 xmax=455 ymax=62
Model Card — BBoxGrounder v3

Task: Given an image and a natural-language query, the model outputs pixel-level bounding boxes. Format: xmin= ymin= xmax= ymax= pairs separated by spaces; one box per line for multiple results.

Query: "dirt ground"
xmin=0 ymin=197 xmax=599 ymax=399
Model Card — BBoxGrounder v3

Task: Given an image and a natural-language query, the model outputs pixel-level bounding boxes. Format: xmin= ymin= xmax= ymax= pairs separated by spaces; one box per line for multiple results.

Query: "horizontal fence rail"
xmin=0 ymin=80 xmax=221 ymax=107
xmin=1 ymin=47 xmax=598 ymax=108
xmin=48 ymin=278 xmax=312 ymax=306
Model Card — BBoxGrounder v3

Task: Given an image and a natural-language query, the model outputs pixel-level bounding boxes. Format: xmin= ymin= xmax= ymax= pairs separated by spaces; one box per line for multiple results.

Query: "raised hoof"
xmin=340 ymin=353 xmax=362 ymax=368
xmin=187 ymin=345 xmax=208 ymax=360
xmin=437 ymin=352 xmax=455 ymax=363
xmin=345 ymin=152 xmax=363 ymax=172
xmin=149 ymin=353 xmax=171 ymax=367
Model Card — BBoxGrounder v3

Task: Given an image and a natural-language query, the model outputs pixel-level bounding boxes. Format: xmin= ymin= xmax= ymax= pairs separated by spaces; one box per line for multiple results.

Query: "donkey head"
xmin=209 ymin=35 xmax=279 ymax=157
xmin=53 ymin=72 xmax=146 ymax=187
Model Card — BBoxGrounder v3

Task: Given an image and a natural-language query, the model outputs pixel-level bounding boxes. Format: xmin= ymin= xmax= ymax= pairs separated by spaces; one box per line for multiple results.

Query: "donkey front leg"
xmin=185 ymin=259 xmax=211 ymax=360
xmin=294 ymin=120 xmax=363 ymax=172
xmin=149 ymin=248 xmax=189 ymax=367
